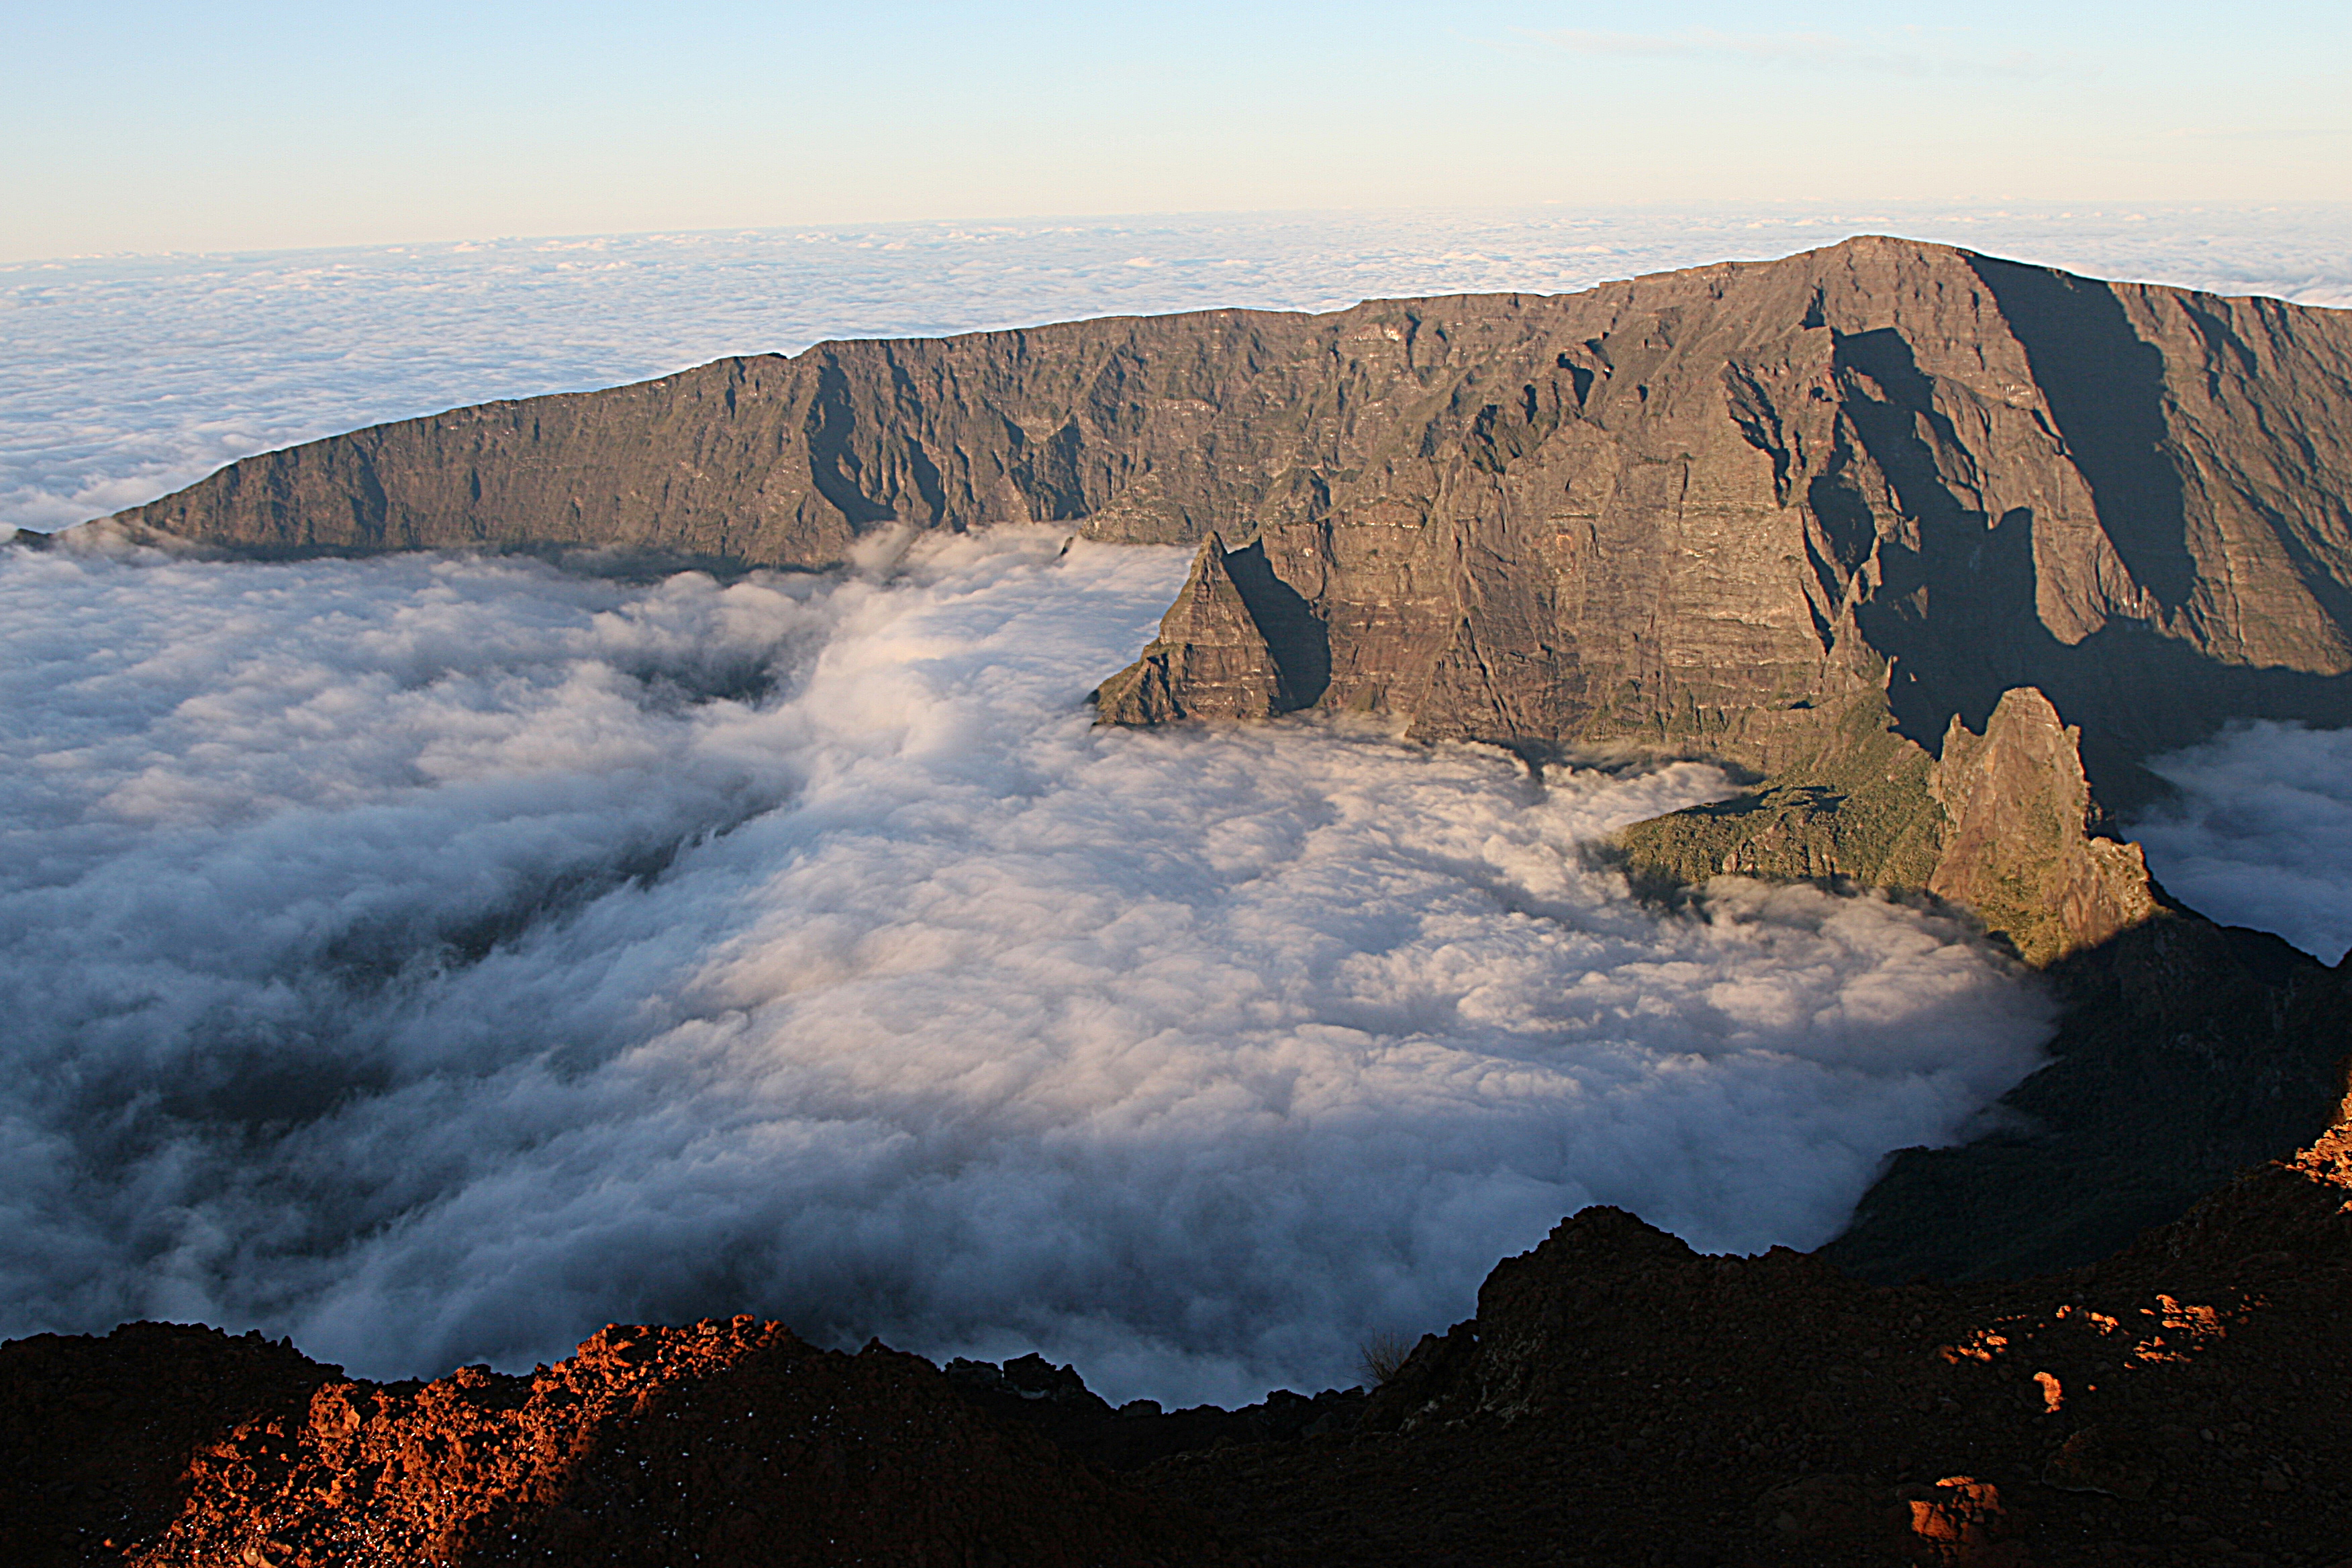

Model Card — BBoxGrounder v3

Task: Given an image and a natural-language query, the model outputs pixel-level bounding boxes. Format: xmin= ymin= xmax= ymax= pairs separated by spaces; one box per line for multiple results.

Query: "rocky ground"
xmin=1147 ymin=1127 xmax=2352 ymax=1566
xmin=0 ymin=1320 xmax=1232 ymax=1567
xmin=6 ymin=1101 xmax=2348 ymax=1565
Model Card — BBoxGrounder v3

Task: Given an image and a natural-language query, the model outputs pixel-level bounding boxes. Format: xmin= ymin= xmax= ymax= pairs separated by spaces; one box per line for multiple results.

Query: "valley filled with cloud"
xmin=0 ymin=533 xmax=2058 ymax=1404
xmin=2132 ymin=722 xmax=2352 ymax=965
xmin=5 ymin=207 xmax=2346 ymax=1406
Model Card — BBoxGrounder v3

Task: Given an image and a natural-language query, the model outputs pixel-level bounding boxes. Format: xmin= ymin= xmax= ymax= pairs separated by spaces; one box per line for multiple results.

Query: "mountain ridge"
xmin=56 ymin=236 xmax=2352 ymax=799
xmin=10 ymin=1081 xmax=2349 ymax=1565
xmin=15 ymin=231 xmax=2352 ymax=1563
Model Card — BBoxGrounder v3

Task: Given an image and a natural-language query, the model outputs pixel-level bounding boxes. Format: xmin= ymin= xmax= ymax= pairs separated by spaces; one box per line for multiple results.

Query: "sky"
xmin=5 ymin=0 xmax=2349 ymax=262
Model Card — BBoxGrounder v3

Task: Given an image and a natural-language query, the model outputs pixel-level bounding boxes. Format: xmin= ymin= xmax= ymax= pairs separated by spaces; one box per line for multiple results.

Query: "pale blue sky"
xmin=4 ymin=0 xmax=2347 ymax=262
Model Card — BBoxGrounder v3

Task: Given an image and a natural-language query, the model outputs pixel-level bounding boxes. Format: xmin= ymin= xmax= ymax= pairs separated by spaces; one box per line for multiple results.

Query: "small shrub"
xmin=1356 ymin=1330 xmax=1416 ymax=1389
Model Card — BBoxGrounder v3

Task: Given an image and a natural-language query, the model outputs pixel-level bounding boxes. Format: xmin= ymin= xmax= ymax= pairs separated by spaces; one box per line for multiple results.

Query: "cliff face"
xmin=1089 ymin=240 xmax=2352 ymax=791
xmin=81 ymin=238 xmax=2352 ymax=799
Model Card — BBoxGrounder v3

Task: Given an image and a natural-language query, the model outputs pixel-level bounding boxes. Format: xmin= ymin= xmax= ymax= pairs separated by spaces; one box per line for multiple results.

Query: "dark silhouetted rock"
xmin=0 ymin=1318 xmax=1226 ymax=1568
xmin=1826 ymin=928 xmax=2351 ymax=1281
xmin=1148 ymin=1099 xmax=2352 ymax=1564
xmin=9 ymin=1097 xmax=2352 ymax=1565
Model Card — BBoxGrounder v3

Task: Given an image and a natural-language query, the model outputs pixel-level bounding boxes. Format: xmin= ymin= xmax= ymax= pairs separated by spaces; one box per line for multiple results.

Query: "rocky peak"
xmin=1091 ymin=532 xmax=1320 ymax=722
xmin=1926 ymin=687 xmax=2163 ymax=965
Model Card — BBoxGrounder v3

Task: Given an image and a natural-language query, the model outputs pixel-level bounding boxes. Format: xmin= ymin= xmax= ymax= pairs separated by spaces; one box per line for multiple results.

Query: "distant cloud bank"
xmin=2135 ymin=722 xmax=2352 ymax=965
xmin=6 ymin=204 xmax=2347 ymax=533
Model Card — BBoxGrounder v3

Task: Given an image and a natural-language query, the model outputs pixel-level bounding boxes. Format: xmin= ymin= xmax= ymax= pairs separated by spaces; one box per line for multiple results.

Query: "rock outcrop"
xmin=0 ymin=1318 xmax=1223 ymax=1568
xmin=1608 ymin=669 xmax=2346 ymax=1284
xmin=1613 ymin=683 xmax=2163 ymax=965
xmin=1091 ymin=532 xmax=1323 ymax=722
xmin=1923 ymin=688 xmax=2163 ymax=966
xmin=1150 ymin=1093 xmax=2352 ymax=1565
xmin=1612 ymin=679 xmax=2348 ymax=1283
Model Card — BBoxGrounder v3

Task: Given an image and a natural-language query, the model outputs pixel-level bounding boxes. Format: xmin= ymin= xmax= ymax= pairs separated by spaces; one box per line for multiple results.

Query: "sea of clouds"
xmin=2131 ymin=723 xmax=2352 ymax=966
xmin=0 ymin=532 xmax=2057 ymax=1402
xmin=4 ymin=203 xmax=2347 ymax=1402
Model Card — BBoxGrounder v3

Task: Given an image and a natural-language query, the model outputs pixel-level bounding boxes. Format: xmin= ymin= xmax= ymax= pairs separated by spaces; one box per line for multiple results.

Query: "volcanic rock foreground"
xmin=7 ymin=1095 xmax=2351 ymax=1565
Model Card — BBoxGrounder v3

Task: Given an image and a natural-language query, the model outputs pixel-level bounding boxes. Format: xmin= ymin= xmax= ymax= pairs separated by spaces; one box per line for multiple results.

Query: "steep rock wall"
xmin=1924 ymin=687 xmax=2163 ymax=965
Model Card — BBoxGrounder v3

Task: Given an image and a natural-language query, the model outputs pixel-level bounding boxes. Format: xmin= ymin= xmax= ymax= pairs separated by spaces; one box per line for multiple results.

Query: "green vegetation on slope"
xmin=1613 ymin=692 xmax=1946 ymax=896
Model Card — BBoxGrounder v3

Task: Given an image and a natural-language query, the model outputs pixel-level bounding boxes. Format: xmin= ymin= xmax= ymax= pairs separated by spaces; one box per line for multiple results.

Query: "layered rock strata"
xmin=62 ymin=235 xmax=2352 ymax=965
xmin=1091 ymin=532 xmax=1325 ymax=721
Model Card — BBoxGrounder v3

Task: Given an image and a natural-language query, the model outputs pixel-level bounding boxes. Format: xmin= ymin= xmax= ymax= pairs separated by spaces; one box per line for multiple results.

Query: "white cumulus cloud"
xmin=2134 ymin=720 xmax=2352 ymax=965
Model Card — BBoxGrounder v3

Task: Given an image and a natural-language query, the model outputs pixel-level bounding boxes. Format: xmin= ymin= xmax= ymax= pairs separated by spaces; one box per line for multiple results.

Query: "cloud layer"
xmin=7 ymin=205 xmax=2348 ymax=530
xmin=0 ymin=532 xmax=2057 ymax=1403
xmin=2134 ymin=722 xmax=2352 ymax=965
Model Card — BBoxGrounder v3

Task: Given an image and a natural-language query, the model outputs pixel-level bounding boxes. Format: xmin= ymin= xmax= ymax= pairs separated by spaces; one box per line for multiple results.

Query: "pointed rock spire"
xmin=1093 ymin=534 xmax=1292 ymax=723
xmin=1927 ymin=687 xmax=2163 ymax=964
